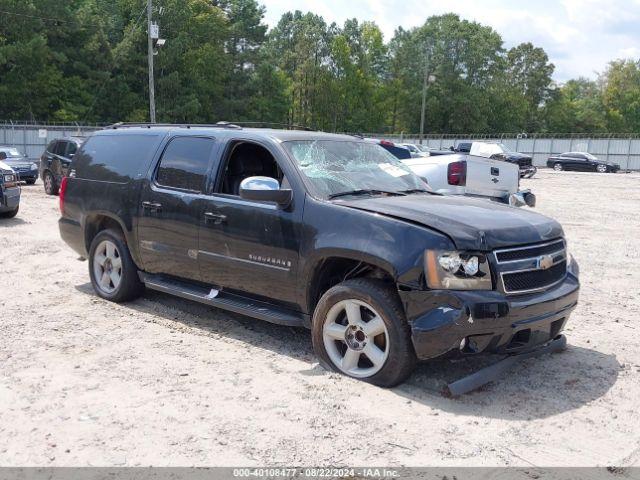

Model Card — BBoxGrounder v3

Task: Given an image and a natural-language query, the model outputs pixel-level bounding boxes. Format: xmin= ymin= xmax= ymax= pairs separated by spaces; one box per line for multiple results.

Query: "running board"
xmin=139 ymin=272 xmax=308 ymax=328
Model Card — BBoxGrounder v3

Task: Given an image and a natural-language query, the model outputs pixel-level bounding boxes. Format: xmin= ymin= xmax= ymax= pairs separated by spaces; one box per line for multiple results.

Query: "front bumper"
xmin=400 ymin=270 xmax=579 ymax=361
xmin=16 ymin=171 xmax=38 ymax=181
xmin=1 ymin=186 xmax=21 ymax=212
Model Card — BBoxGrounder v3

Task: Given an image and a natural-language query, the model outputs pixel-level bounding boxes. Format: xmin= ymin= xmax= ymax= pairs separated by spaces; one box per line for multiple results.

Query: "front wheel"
xmin=553 ymin=163 xmax=563 ymax=171
xmin=88 ymin=229 xmax=144 ymax=303
xmin=25 ymin=179 xmax=36 ymax=185
xmin=596 ymin=164 xmax=608 ymax=173
xmin=312 ymin=278 xmax=416 ymax=387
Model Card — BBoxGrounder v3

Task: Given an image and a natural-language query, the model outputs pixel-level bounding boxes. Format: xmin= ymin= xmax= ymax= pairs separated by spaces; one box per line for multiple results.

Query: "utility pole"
xmin=419 ymin=59 xmax=428 ymax=145
xmin=419 ymin=39 xmax=433 ymax=145
xmin=147 ymin=0 xmax=156 ymax=123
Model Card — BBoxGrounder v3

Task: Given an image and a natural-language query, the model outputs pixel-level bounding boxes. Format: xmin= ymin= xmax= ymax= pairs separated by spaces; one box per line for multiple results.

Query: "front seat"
xmin=226 ymin=156 xmax=265 ymax=195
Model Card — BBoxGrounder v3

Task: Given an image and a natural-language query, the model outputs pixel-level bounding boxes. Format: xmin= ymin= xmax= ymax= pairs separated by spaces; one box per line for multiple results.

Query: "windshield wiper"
xmin=328 ymin=189 xmax=406 ymax=200
xmin=397 ymin=188 xmax=432 ymax=195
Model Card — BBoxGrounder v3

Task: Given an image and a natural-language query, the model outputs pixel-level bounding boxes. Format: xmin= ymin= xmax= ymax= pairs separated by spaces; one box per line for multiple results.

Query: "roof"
xmin=93 ymin=125 xmax=361 ymax=143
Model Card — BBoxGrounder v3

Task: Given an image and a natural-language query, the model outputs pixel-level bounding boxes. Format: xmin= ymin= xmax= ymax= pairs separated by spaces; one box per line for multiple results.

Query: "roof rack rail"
xmin=106 ymin=122 xmax=243 ymax=130
xmin=227 ymin=122 xmax=314 ymax=131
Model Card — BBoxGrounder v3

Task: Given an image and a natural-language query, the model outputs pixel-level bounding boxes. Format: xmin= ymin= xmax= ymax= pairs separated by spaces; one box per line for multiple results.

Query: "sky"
xmin=262 ymin=0 xmax=640 ymax=82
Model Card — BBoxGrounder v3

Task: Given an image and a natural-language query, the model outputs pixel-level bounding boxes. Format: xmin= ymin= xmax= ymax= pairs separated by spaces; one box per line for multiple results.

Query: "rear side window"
xmin=74 ymin=134 xmax=162 ymax=183
xmin=156 ymin=137 xmax=215 ymax=192
xmin=46 ymin=141 xmax=57 ymax=154
xmin=66 ymin=142 xmax=78 ymax=156
xmin=53 ymin=142 xmax=67 ymax=155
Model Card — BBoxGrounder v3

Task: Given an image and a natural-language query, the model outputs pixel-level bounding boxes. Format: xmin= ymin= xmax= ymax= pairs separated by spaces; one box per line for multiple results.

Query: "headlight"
xmin=31 ymin=163 xmax=38 ymax=170
xmin=425 ymin=250 xmax=492 ymax=290
xmin=4 ymin=174 xmax=15 ymax=182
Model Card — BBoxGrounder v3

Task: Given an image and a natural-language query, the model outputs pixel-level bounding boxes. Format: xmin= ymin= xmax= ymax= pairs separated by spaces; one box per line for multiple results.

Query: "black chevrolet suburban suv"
xmin=59 ymin=124 xmax=580 ymax=387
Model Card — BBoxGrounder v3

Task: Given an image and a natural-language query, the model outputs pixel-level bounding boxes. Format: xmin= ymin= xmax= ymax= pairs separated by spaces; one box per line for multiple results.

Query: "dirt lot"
xmin=0 ymin=170 xmax=639 ymax=467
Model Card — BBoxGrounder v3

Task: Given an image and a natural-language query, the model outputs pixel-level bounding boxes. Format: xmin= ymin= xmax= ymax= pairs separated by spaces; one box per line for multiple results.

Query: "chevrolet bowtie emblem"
xmin=537 ymin=254 xmax=554 ymax=270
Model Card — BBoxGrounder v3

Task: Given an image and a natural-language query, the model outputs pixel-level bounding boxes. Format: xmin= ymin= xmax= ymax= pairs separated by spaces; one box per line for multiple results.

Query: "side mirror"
xmin=68 ymin=153 xmax=75 ymax=159
xmin=239 ymin=176 xmax=292 ymax=206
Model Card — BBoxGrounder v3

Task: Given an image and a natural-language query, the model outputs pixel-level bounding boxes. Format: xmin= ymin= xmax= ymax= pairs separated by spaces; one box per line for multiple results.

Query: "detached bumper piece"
xmin=446 ymin=334 xmax=567 ymax=396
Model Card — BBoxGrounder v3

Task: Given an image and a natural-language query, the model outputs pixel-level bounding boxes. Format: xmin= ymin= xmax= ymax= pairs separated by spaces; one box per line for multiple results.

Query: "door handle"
xmin=204 ymin=212 xmax=227 ymax=225
xmin=142 ymin=201 xmax=163 ymax=212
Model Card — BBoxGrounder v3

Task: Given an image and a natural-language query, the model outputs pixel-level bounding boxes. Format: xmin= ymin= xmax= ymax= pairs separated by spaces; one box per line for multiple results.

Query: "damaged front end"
xmin=398 ymin=240 xmax=580 ymax=393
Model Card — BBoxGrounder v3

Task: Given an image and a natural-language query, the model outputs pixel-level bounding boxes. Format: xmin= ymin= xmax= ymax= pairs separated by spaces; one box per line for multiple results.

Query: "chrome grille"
xmin=494 ymin=239 xmax=567 ymax=294
xmin=495 ymin=239 xmax=565 ymax=263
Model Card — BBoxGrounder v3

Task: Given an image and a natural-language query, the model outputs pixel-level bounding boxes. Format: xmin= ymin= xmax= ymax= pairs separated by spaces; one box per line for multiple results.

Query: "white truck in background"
xmin=371 ymin=138 xmax=536 ymax=207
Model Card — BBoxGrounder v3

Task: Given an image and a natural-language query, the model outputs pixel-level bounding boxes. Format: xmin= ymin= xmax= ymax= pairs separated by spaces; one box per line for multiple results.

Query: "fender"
xmin=298 ymin=197 xmax=455 ymax=312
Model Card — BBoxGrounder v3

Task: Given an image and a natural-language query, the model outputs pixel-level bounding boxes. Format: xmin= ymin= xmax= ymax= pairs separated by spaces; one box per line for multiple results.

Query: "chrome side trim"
xmin=199 ymin=250 xmax=291 ymax=271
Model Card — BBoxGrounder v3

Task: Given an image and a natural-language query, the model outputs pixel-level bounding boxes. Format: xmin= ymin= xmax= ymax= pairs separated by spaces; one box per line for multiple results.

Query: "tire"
xmin=25 ymin=179 xmax=36 ymax=185
xmin=43 ymin=171 xmax=59 ymax=195
xmin=596 ymin=164 xmax=608 ymax=173
xmin=553 ymin=163 xmax=563 ymax=171
xmin=88 ymin=229 xmax=144 ymax=303
xmin=0 ymin=206 xmax=19 ymax=219
xmin=312 ymin=278 xmax=416 ymax=387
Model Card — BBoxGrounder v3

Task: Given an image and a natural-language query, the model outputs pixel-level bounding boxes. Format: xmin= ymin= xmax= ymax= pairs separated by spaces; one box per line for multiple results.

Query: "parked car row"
xmin=369 ymin=139 xmax=535 ymax=208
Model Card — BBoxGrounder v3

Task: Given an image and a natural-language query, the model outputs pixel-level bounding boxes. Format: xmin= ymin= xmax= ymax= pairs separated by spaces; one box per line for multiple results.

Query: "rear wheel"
xmin=553 ymin=163 xmax=563 ymax=171
xmin=596 ymin=164 xmax=608 ymax=173
xmin=312 ymin=278 xmax=416 ymax=387
xmin=43 ymin=171 xmax=58 ymax=195
xmin=88 ymin=229 xmax=144 ymax=303
xmin=0 ymin=206 xmax=19 ymax=218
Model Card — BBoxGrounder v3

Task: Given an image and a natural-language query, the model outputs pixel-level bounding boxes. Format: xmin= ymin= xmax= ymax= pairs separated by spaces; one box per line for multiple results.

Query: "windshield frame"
xmin=281 ymin=139 xmax=430 ymax=201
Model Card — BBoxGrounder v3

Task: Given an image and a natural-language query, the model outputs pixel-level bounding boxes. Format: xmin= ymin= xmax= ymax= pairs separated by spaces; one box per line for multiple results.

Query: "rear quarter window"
xmin=74 ymin=134 xmax=162 ymax=183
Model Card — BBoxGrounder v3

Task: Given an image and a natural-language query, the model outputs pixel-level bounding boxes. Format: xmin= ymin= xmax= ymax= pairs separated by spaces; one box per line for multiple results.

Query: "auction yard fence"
xmin=2 ymin=122 xmax=639 ymax=170
xmin=372 ymin=133 xmax=640 ymax=170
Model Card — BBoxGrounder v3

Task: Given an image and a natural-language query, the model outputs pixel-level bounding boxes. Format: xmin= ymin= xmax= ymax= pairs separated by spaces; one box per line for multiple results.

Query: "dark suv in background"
xmin=58 ymin=124 xmax=579 ymax=389
xmin=40 ymin=137 xmax=84 ymax=195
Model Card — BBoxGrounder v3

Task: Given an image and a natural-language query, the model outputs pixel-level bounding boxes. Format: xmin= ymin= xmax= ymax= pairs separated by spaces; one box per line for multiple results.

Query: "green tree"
xmin=506 ymin=42 xmax=555 ymax=131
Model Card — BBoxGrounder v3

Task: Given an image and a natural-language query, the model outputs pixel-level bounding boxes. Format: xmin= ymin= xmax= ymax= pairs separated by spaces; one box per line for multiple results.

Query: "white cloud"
xmin=261 ymin=0 xmax=640 ymax=81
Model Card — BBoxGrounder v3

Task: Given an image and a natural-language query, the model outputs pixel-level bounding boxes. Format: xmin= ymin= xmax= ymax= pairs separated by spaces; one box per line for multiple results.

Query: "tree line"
xmin=1 ymin=0 xmax=639 ymax=133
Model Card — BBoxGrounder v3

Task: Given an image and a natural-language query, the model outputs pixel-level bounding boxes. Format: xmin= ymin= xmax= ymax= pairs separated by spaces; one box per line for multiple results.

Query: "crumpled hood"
xmin=339 ymin=194 xmax=564 ymax=251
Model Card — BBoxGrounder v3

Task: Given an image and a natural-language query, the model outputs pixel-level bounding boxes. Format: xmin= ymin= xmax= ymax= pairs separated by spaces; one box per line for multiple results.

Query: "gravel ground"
xmin=0 ymin=170 xmax=639 ymax=467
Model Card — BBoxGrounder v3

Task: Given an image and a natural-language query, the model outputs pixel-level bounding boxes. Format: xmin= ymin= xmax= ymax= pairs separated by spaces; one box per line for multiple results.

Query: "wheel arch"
xmin=304 ymin=252 xmax=399 ymax=316
xmin=84 ymin=213 xmax=130 ymax=254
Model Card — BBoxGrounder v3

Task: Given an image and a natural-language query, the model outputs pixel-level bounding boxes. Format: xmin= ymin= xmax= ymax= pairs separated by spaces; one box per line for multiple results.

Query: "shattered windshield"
xmin=283 ymin=140 xmax=428 ymax=199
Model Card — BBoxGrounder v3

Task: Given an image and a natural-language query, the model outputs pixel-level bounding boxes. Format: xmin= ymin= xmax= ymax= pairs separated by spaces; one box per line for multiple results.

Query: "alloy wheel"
xmin=92 ymin=240 xmax=123 ymax=294
xmin=322 ymin=299 xmax=390 ymax=378
xmin=44 ymin=173 xmax=53 ymax=193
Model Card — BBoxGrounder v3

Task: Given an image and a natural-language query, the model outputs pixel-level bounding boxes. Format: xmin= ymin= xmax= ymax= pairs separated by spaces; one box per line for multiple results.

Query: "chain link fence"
xmin=368 ymin=133 xmax=640 ymax=170
xmin=0 ymin=122 xmax=103 ymax=160
xmin=2 ymin=122 xmax=639 ymax=170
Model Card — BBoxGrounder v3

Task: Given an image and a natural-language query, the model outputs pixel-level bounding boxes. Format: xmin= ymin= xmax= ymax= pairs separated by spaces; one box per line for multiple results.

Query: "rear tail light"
xmin=380 ymin=140 xmax=395 ymax=146
xmin=59 ymin=176 xmax=68 ymax=215
xmin=447 ymin=161 xmax=467 ymax=186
